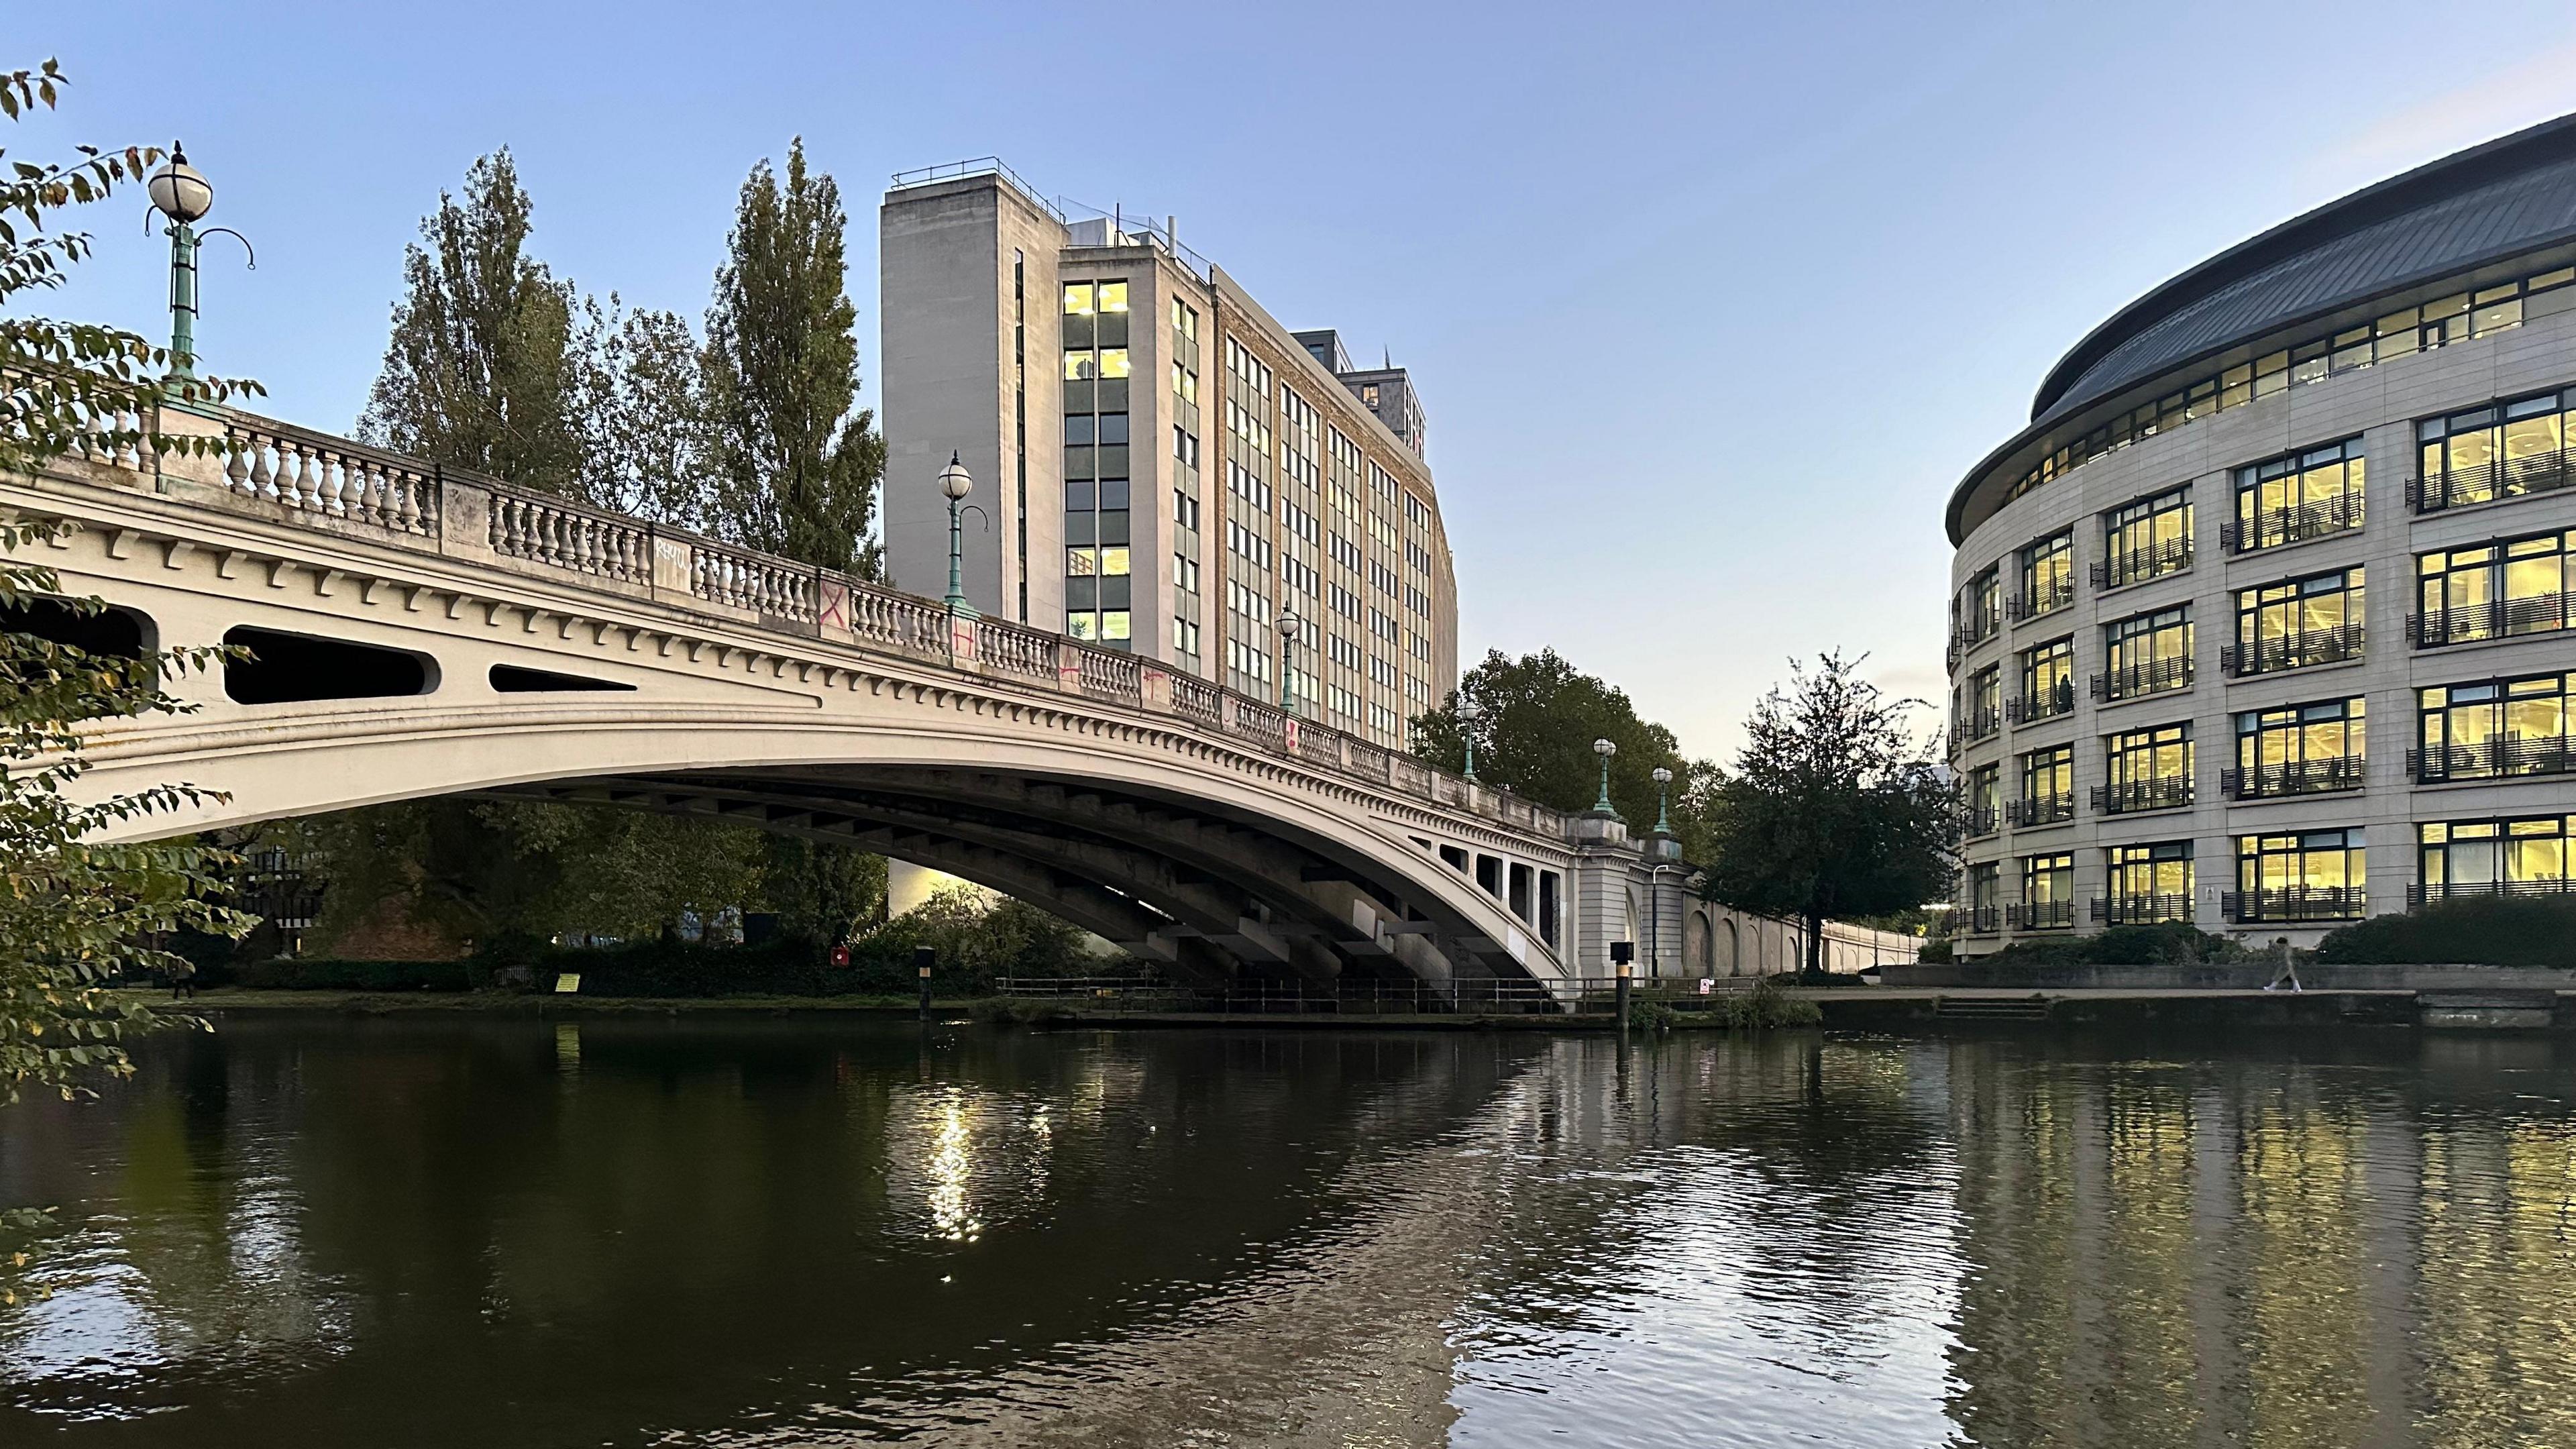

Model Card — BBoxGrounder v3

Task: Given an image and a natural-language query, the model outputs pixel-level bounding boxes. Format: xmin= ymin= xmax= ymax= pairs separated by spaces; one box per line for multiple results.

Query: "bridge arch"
xmin=22 ymin=433 xmax=1582 ymax=990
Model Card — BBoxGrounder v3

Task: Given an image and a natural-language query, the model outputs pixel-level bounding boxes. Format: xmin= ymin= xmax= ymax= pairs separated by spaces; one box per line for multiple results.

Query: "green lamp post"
xmin=1592 ymin=737 xmax=1619 ymax=816
xmin=1277 ymin=609 xmax=1303 ymax=714
xmin=1458 ymin=696 xmax=1483 ymax=780
xmin=148 ymin=146 xmax=213 ymax=378
xmin=1652 ymin=765 xmax=1674 ymax=834
xmin=938 ymin=452 xmax=980 ymax=619
xmin=145 ymin=144 xmax=250 ymax=380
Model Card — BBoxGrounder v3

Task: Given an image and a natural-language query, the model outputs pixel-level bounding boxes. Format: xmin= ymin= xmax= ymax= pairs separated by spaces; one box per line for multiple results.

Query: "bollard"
xmin=1610 ymin=941 xmax=1635 ymax=1030
xmin=915 ymin=945 xmax=935 ymax=1021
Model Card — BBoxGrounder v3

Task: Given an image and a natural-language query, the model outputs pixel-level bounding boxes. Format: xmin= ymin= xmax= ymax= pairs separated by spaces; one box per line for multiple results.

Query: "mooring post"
xmin=915 ymin=945 xmax=935 ymax=1021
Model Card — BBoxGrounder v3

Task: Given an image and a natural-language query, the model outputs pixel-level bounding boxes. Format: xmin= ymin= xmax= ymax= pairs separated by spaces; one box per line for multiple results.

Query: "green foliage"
xmin=276 ymin=801 xmax=810 ymax=951
xmin=360 ymin=150 xmax=589 ymax=495
xmin=758 ymin=835 xmax=887 ymax=947
xmin=873 ymin=885 xmax=1095 ymax=984
xmin=702 ymin=138 xmax=884 ymax=576
xmin=2317 ymin=896 xmax=2576 ymax=968
xmin=1 ymin=60 xmax=258 ymax=1114
xmin=1974 ymin=922 xmax=2244 ymax=968
xmin=1697 ymin=653 xmax=1957 ymax=978
xmin=1411 ymin=647 xmax=1720 ymax=848
xmin=1703 ymin=975 xmax=1823 ymax=1030
xmin=1625 ymin=997 xmax=1678 ymax=1031
xmin=226 ymin=957 xmax=475 ymax=991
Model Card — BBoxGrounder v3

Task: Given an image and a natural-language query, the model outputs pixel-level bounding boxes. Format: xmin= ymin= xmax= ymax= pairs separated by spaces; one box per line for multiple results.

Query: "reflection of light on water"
xmin=886 ymin=1085 xmax=1077 ymax=1245
xmin=555 ymin=1024 xmax=581 ymax=1073
xmin=927 ymin=1097 xmax=983 ymax=1242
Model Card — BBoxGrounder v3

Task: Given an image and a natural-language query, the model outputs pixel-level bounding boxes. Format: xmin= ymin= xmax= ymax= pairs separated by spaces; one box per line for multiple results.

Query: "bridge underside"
xmin=479 ymin=763 xmax=1534 ymax=989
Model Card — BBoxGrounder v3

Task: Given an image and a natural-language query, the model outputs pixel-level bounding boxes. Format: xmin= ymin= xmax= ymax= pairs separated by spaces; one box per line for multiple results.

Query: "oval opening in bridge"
xmin=1 ymin=596 xmax=155 ymax=658
xmin=223 ymin=626 xmax=436 ymax=704
xmin=490 ymin=664 xmax=636 ymax=693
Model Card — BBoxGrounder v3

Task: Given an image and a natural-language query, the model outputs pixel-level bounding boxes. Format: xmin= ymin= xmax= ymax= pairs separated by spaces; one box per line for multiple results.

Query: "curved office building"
xmin=1946 ymin=113 xmax=2576 ymax=953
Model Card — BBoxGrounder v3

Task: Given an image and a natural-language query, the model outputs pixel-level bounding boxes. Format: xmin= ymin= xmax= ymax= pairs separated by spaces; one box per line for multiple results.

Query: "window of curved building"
xmin=2416 ymin=527 xmax=2576 ymax=647
xmin=2102 ymin=721 xmax=2192 ymax=815
xmin=1966 ymin=763 xmax=2000 ymax=838
xmin=2103 ymin=841 xmax=2192 ymax=925
xmin=2417 ymin=672 xmax=2576 ymax=784
xmin=2002 ymin=262 xmax=2574 ymax=508
xmin=2416 ymin=386 xmax=2576 ymax=513
xmin=2231 ymin=829 xmax=2364 ymax=922
xmin=2230 ymin=566 xmax=2363 ymax=676
xmin=2419 ymin=814 xmax=2576 ymax=904
xmin=2231 ymin=696 xmax=2363 ymax=799
xmin=2012 ymin=852 xmax=2075 ymax=930
xmin=2100 ymin=486 xmax=2192 ymax=590
xmin=2014 ymin=636 xmax=2074 ymax=722
xmin=2098 ymin=605 xmax=2192 ymax=701
xmin=2012 ymin=744 xmax=2074 ymax=828
xmin=2230 ymin=439 xmax=2363 ymax=553
xmin=1965 ymin=861 xmax=2000 ymax=934
xmin=2014 ymin=529 xmax=2074 ymax=619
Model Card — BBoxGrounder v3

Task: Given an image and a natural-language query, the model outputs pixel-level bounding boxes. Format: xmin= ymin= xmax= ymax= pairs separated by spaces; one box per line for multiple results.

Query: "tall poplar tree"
xmin=360 ymin=149 xmax=588 ymax=496
xmin=702 ymin=140 xmax=884 ymax=575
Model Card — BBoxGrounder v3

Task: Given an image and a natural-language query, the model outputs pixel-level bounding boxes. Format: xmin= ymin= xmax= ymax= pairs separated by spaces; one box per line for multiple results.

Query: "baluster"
xmin=275 ymin=442 xmax=305 ymax=509
xmin=114 ymin=409 xmax=142 ymax=470
xmin=577 ymin=519 xmax=600 ymax=574
xmin=494 ymin=496 xmax=520 ymax=553
xmin=354 ymin=461 xmax=383 ymax=526
xmin=318 ymin=452 xmax=347 ymax=515
xmin=248 ymin=437 xmax=277 ymax=500
xmin=224 ymin=438 xmax=253 ymax=496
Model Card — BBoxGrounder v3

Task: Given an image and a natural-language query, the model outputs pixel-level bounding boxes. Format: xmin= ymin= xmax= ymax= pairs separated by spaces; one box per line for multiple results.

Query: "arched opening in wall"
xmin=1 ymin=596 xmax=154 ymax=659
xmin=1722 ymin=918 xmax=1739 ymax=976
xmin=223 ymin=627 xmax=436 ymax=705
xmin=490 ymin=664 xmax=637 ymax=693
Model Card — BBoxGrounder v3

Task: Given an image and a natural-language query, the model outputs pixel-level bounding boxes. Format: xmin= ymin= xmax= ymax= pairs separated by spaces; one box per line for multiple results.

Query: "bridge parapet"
xmin=45 ymin=403 xmax=1570 ymax=847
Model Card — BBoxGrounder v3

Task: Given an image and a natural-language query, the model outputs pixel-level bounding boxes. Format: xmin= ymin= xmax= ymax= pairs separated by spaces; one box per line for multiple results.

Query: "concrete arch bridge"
xmin=13 ymin=407 xmax=1911 ymax=998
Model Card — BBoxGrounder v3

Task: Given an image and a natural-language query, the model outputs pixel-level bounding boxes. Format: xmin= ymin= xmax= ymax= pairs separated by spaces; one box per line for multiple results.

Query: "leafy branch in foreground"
xmin=1 ymin=57 xmax=262 ymax=1301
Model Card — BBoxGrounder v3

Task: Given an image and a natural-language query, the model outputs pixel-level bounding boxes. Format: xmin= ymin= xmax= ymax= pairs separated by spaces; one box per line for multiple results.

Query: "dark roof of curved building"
xmin=1949 ymin=111 xmax=2576 ymax=545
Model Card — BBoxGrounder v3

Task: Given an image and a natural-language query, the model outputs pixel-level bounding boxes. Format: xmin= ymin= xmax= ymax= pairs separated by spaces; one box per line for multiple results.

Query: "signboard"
xmin=829 ymin=944 xmax=851 ymax=968
xmin=1699 ymin=977 xmax=1715 ymax=996
xmin=553 ymin=972 xmax=582 ymax=994
xmin=818 ymin=579 xmax=851 ymax=633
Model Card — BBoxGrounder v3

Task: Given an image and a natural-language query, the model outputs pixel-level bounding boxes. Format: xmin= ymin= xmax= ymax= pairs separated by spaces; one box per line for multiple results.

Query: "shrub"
xmin=1702 ymin=975 xmax=1823 ymax=1030
xmin=1975 ymin=921 xmax=2243 ymax=969
xmin=228 ymin=957 xmax=474 ymax=991
xmin=2317 ymin=896 xmax=2576 ymax=967
xmin=1626 ymin=998 xmax=1678 ymax=1032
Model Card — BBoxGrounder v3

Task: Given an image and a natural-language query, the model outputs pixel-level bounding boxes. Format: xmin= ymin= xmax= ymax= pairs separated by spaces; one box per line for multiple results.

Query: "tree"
xmin=1697 ymin=653 xmax=1959 ymax=980
xmin=702 ymin=139 xmax=885 ymax=575
xmin=1411 ymin=647 xmax=1721 ymax=844
xmin=582 ymin=301 xmax=715 ymax=529
xmin=1 ymin=58 xmax=260 ymax=1297
xmin=360 ymin=149 xmax=588 ymax=496
xmin=0 ymin=58 xmax=260 ymax=1093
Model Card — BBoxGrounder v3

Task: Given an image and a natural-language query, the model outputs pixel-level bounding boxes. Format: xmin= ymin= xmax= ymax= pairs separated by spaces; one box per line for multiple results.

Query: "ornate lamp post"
xmin=144 ymin=144 xmax=252 ymax=380
xmin=938 ymin=452 xmax=980 ymax=619
xmin=1277 ymin=609 xmax=1302 ymax=714
xmin=1458 ymin=696 xmax=1483 ymax=780
xmin=1652 ymin=765 xmax=1674 ymax=834
xmin=1593 ymin=737 xmax=1618 ymax=815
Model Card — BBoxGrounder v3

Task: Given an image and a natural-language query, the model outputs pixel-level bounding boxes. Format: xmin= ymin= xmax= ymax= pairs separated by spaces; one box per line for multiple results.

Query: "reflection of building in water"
xmin=1941 ymin=1039 xmax=2576 ymax=1446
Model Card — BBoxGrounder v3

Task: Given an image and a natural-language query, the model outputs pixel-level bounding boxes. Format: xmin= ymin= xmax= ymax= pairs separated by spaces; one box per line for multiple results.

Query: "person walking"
xmin=2262 ymin=936 xmax=2302 ymax=993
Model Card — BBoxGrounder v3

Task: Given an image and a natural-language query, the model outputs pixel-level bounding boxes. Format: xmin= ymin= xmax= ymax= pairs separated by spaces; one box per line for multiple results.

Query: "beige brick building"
xmin=879 ymin=163 xmax=1457 ymax=749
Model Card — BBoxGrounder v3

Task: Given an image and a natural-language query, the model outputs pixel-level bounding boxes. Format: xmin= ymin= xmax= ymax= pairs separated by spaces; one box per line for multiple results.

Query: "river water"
xmin=2 ymin=1017 xmax=2573 ymax=1447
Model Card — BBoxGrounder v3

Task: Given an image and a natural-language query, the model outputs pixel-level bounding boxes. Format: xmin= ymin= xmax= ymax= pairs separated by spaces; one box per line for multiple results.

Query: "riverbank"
xmin=125 ymin=985 xmax=2576 ymax=1033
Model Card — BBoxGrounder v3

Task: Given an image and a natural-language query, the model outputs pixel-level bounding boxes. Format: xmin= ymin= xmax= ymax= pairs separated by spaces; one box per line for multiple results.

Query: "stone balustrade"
xmin=59 ymin=405 xmax=1568 ymax=843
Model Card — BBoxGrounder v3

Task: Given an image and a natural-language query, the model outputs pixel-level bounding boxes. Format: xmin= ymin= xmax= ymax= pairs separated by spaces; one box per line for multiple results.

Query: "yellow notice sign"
xmin=553 ymin=973 xmax=582 ymax=994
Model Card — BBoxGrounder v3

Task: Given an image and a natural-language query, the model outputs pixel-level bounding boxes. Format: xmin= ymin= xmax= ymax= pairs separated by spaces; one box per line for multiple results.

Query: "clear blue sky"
xmin=19 ymin=1 xmax=2576 ymax=759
